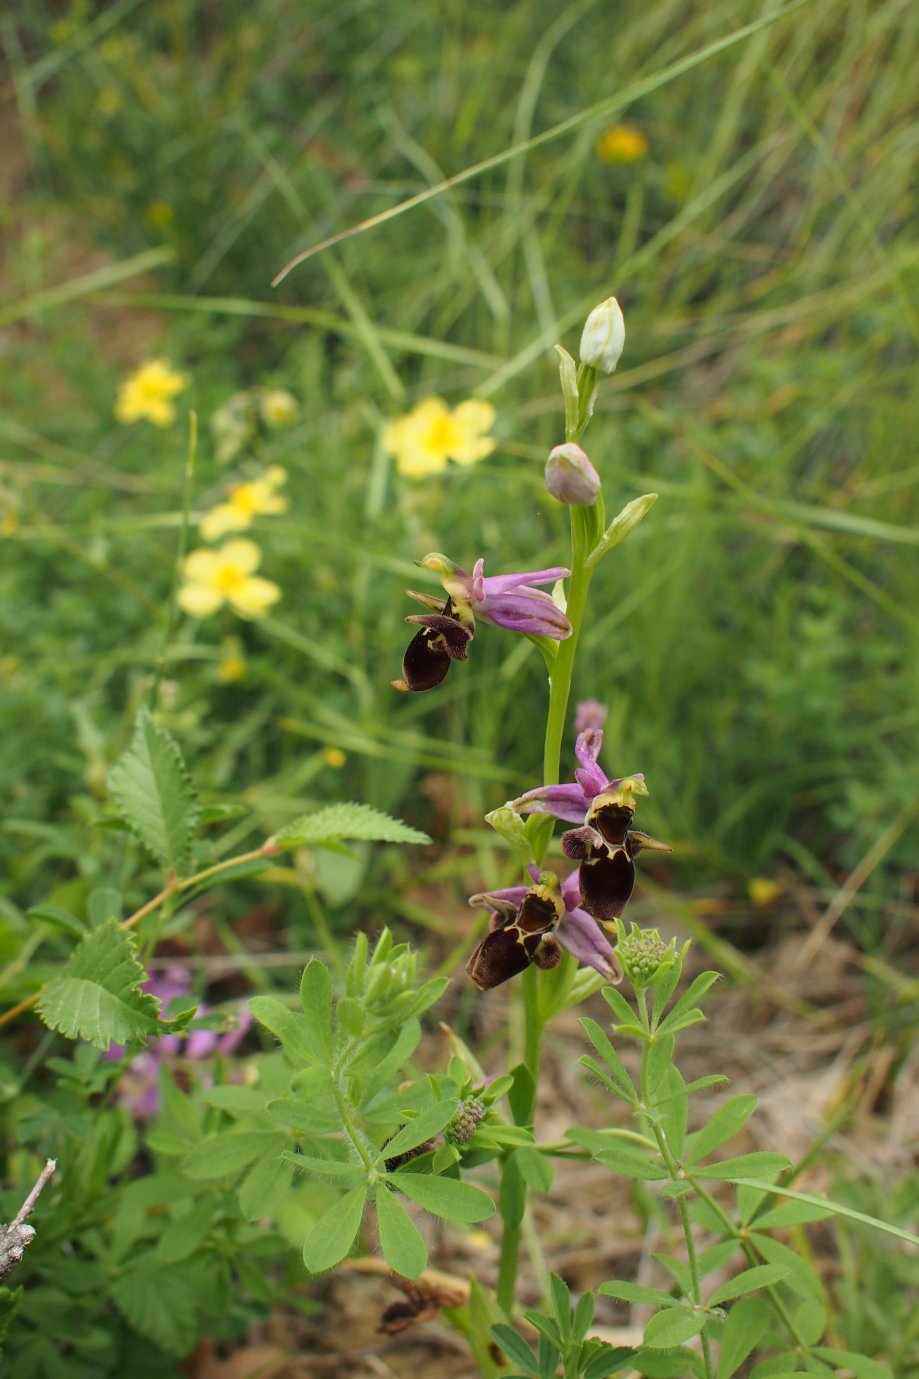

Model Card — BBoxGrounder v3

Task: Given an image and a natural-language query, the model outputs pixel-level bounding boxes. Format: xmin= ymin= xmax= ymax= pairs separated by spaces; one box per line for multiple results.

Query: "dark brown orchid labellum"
xmin=466 ymin=878 xmax=565 ymax=990
xmin=562 ymin=788 xmax=670 ymax=930
xmin=392 ymin=594 xmax=473 ymax=692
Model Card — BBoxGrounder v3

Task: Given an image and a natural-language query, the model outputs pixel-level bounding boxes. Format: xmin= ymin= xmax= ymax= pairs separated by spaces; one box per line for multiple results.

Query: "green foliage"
xmin=573 ymin=946 xmax=897 ymax=1379
xmin=273 ymin=802 xmax=431 ymax=848
xmin=36 ymin=919 xmax=191 ymax=1049
xmin=107 ymin=709 xmax=200 ymax=874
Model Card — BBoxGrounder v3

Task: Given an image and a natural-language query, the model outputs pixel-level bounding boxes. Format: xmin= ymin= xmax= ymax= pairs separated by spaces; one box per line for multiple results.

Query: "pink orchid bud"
xmin=545 ymin=443 xmax=601 ymax=505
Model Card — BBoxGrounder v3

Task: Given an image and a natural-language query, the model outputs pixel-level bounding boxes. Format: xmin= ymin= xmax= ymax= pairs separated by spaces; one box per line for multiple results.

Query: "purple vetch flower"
xmin=393 ymin=551 xmax=571 ymax=692
xmin=467 ymin=866 xmax=622 ymax=988
xmin=507 ymin=727 xmax=670 ymax=927
xmin=103 ymin=965 xmax=250 ymax=1121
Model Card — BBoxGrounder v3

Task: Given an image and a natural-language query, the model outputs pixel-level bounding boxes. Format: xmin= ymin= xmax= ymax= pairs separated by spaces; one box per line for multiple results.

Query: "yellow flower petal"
xmin=183 ymin=548 xmax=222 ymax=581
xmin=220 ymin=538 xmax=262 ymax=576
xmin=229 ymin=575 xmax=282 ymax=619
xmin=178 ymin=580 xmax=225 ymax=617
xmin=200 ymin=504 xmax=246 ymax=541
xmin=596 ymin=124 xmax=649 ymax=164
xmin=115 ymin=359 xmax=190 ymax=428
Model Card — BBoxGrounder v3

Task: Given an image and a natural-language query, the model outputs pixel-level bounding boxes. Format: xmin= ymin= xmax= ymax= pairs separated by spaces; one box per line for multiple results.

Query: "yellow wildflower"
xmin=200 ymin=466 xmax=289 ymax=541
xmin=596 ymin=124 xmax=649 ymax=164
xmin=383 ymin=397 xmax=496 ymax=479
xmin=178 ymin=539 xmax=281 ymax=620
xmin=748 ymin=877 xmax=783 ymax=907
xmin=115 ymin=359 xmax=190 ymax=427
xmin=323 ymin=747 xmax=346 ymax=769
xmin=258 ymin=389 xmax=298 ymax=427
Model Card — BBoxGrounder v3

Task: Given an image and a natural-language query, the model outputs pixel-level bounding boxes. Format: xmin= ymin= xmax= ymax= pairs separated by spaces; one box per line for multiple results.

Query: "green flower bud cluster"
xmin=616 ymin=922 xmax=680 ymax=991
xmin=444 ymin=1096 xmax=487 ymax=1145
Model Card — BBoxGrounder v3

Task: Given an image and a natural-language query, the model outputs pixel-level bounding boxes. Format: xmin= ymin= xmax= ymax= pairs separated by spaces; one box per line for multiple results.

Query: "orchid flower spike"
xmin=393 ymin=552 xmax=571 ymax=692
xmin=467 ymin=866 xmax=623 ymax=989
xmin=507 ymin=726 xmax=670 ymax=926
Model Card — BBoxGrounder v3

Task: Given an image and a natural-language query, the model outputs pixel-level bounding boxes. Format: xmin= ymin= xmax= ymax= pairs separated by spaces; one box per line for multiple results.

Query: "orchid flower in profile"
xmin=393 ymin=551 xmax=571 ymax=692
xmin=467 ymin=866 xmax=622 ymax=989
xmin=508 ymin=726 xmax=670 ymax=926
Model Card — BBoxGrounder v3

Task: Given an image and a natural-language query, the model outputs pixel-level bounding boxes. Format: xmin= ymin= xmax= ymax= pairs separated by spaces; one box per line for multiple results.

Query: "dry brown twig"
xmin=0 ymin=1158 xmax=56 ymax=1282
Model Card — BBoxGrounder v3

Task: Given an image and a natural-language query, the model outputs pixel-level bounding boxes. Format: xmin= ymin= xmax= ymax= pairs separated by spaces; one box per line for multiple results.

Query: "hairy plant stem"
xmin=637 ymin=989 xmax=715 ymax=1379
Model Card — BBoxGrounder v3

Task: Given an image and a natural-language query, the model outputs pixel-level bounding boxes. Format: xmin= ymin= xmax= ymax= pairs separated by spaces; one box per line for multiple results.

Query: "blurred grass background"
xmin=1 ymin=0 xmax=917 ymax=969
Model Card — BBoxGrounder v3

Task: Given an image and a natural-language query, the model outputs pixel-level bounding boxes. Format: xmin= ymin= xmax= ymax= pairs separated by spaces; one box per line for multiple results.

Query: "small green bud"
xmin=616 ymin=921 xmax=681 ymax=991
xmin=445 ymin=1096 xmax=487 ymax=1145
xmin=579 ymin=296 xmax=626 ymax=374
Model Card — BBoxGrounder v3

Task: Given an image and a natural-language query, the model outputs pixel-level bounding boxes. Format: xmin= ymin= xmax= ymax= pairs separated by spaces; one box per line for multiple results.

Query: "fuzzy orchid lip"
xmin=468 ymin=866 xmax=622 ymax=985
xmin=394 ymin=553 xmax=572 ymax=691
xmin=501 ymin=728 xmax=669 ymax=926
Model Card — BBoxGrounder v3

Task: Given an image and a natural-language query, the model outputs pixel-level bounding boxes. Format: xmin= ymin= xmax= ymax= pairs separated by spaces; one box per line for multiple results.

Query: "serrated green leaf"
xmin=299 ymin=960 xmax=333 ymax=1060
xmin=695 ymin=1152 xmax=789 ymax=1182
xmin=687 ymin=1095 xmax=759 ymax=1166
xmin=111 ymin=1261 xmax=201 ymax=1354
xmin=390 ymin=1171 xmax=495 ymax=1224
xmin=375 ymin=1184 xmax=428 ymax=1277
xmin=643 ymin=1306 xmax=707 ymax=1348
xmin=37 ymin=918 xmax=159 ymax=1049
xmin=107 ymin=708 xmax=199 ymax=872
xmin=708 ymin=1264 xmax=788 ymax=1306
xmin=717 ymin=1297 xmax=769 ymax=1379
xmin=182 ymin=1130 xmax=284 ymax=1180
xmin=238 ymin=1153 xmax=294 ymax=1222
xmin=274 ymin=802 xmax=430 ymax=849
xmin=302 ymin=1184 xmax=367 ymax=1273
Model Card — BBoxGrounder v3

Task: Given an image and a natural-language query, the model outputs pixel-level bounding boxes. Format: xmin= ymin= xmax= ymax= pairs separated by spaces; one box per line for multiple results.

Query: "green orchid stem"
xmin=539 ymin=505 xmax=595 ymax=817
xmin=500 ymin=485 xmax=599 ymax=1314
xmin=637 ymin=990 xmax=715 ymax=1379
